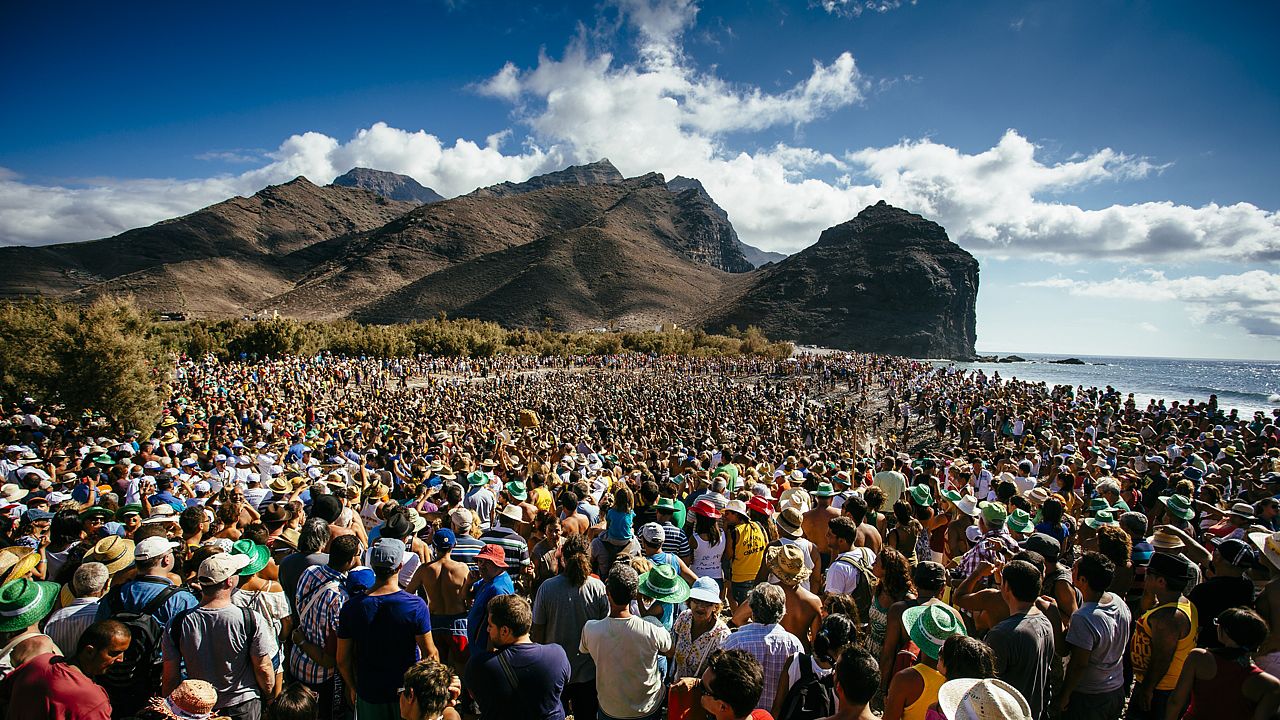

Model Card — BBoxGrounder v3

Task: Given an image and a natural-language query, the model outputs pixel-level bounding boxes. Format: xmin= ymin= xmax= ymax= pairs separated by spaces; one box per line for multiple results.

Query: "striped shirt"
xmin=660 ymin=521 xmax=690 ymax=558
xmin=452 ymin=536 xmax=485 ymax=571
xmin=719 ymin=623 xmax=804 ymax=711
xmin=44 ymin=598 xmax=100 ymax=655
xmin=479 ymin=526 xmax=531 ymax=569
xmin=288 ymin=564 xmax=346 ymax=686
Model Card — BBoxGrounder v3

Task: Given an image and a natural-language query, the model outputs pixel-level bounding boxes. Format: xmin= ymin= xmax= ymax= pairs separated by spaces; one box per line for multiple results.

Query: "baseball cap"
xmin=1022 ymin=533 xmax=1062 ymax=563
xmin=450 ymin=507 xmax=473 ymax=532
xmin=1213 ymin=537 xmax=1258 ymax=568
xmin=134 ymin=536 xmax=181 ymax=561
xmin=639 ymin=522 xmax=666 ymax=546
xmin=433 ymin=528 xmax=457 ymax=551
xmin=369 ymin=538 xmax=406 ymax=571
xmin=198 ymin=553 xmax=252 ymax=584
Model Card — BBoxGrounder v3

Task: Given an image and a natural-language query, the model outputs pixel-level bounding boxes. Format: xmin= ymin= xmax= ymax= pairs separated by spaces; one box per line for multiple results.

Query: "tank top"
xmin=730 ymin=521 xmax=766 ymax=582
xmin=1132 ymin=597 xmax=1197 ymax=691
xmin=692 ymin=530 xmax=725 ymax=579
xmin=866 ymin=595 xmax=890 ymax=651
xmin=1185 ymin=648 xmax=1263 ymax=719
xmin=904 ymin=663 xmax=945 ymax=720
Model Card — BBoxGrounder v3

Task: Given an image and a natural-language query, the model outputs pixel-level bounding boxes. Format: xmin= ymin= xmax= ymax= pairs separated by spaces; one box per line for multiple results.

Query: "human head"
xmin=75 ymin=619 xmax=131 ymax=676
xmin=746 ymin=583 xmax=786 ymax=625
xmin=826 ymin=516 xmax=857 ymax=553
xmin=700 ymin=649 xmax=764 ymax=720
xmin=606 ymin=563 xmax=639 ymax=606
xmin=813 ymin=613 xmax=858 ymax=664
xmin=71 ymin=562 xmax=109 ymax=598
xmin=999 ymin=560 xmax=1042 ymax=603
xmin=937 ymin=635 xmax=995 ymax=680
xmin=298 ymin=517 xmax=330 ymax=554
xmin=1073 ymin=551 xmax=1115 ymax=596
xmin=486 ymin=594 xmax=532 ymax=648
xmin=1217 ymin=607 xmax=1269 ymax=651
xmin=832 ymin=646 xmax=879 ymax=708
xmin=399 ymin=659 xmax=457 ymax=720
xmin=328 ymin=534 xmax=361 ymax=572
xmin=266 ymin=682 xmax=317 ymax=720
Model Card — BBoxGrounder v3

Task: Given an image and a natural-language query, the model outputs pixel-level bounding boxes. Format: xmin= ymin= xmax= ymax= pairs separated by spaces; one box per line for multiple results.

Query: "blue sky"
xmin=2 ymin=0 xmax=1278 ymax=359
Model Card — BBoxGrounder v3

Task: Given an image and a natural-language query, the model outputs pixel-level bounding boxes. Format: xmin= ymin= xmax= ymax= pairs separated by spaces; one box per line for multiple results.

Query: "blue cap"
xmin=103 ymin=521 xmax=126 ymax=537
xmin=433 ymin=528 xmax=456 ymax=550
xmin=345 ymin=567 xmax=376 ymax=594
xmin=368 ymin=537 xmax=406 ymax=571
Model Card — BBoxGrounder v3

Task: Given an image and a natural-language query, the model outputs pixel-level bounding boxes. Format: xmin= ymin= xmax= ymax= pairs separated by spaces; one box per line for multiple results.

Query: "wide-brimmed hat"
xmin=940 ymin=489 xmax=963 ymax=503
xmin=637 ymin=564 xmax=691 ymax=604
xmin=1226 ymin=502 xmax=1256 ymax=521
xmin=811 ymin=482 xmax=835 ymax=498
xmin=904 ymin=603 xmax=966 ymax=659
xmin=0 ymin=547 xmax=40 ymax=584
xmin=724 ymin=499 xmax=750 ymax=518
xmin=504 ymin=481 xmax=528 ymax=501
xmin=1159 ymin=494 xmax=1195 ymax=520
xmin=1087 ymin=498 xmax=1111 ymax=513
xmin=476 ymin=543 xmax=508 ymax=568
xmin=654 ymin=497 xmax=678 ymax=513
xmin=1148 ymin=552 xmax=1194 ymax=582
xmin=778 ymin=488 xmax=811 ymax=513
xmin=766 ymin=543 xmax=811 ymax=585
xmin=746 ymin=495 xmax=773 ymax=516
xmin=1006 ymin=509 xmax=1034 ymax=534
xmin=1150 ymin=528 xmax=1185 ymax=550
xmin=1026 ymin=487 xmax=1049 ymax=506
xmin=231 ymin=539 xmax=270 ymax=576
xmin=1250 ymin=531 xmax=1280 ymax=570
xmin=776 ymin=507 xmax=804 ymax=538
xmin=690 ymin=499 xmax=722 ymax=519
xmin=938 ymin=678 xmax=1031 ymax=720
xmin=979 ymin=501 xmax=1007 ymax=525
xmin=1085 ymin=510 xmax=1119 ymax=529
xmin=267 ymin=475 xmax=291 ymax=494
xmin=910 ymin=484 xmax=935 ymax=507
xmin=84 ymin=536 xmax=136 ymax=575
xmin=467 ymin=471 xmax=489 ymax=487
xmin=955 ymin=495 xmax=981 ymax=517
xmin=150 ymin=678 xmax=222 ymax=720
xmin=80 ymin=506 xmax=114 ymax=523
xmin=498 ymin=503 xmax=524 ymax=524
xmin=0 ymin=578 xmax=59 ymax=632
xmin=0 ymin=484 xmax=27 ymax=503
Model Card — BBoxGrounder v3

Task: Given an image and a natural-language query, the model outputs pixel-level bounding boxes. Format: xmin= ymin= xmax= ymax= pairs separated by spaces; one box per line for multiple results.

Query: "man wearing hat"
xmin=336 ymin=537 xmax=435 ymax=720
xmin=1187 ymin=537 xmax=1257 ymax=648
xmin=723 ymin=500 xmax=767 ymax=610
xmin=801 ymin=482 xmax=841 ymax=570
xmin=463 ymin=471 xmax=496 ymax=531
xmin=653 ymin=498 xmax=691 ymax=563
xmin=1129 ymin=552 xmax=1196 ymax=719
xmin=162 ymin=552 xmax=278 ymax=719
xmin=406 ymin=529 xmax=472 ymax=673
xmin=466 ymin=544 xmax=514 ymax=654
xmin=954 ymin=502 xmax=1019 ymax=581
xmin=638 ymin=522 xmax=698 ymax=586
xmin=757 ymin=544 xmax=820 ymax=649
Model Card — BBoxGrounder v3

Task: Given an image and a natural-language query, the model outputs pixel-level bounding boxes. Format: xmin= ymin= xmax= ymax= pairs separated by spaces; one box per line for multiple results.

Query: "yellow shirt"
xmin=729 ymin=521 xmax=766 ymax=582
xmin=530 ymin=486 xmax=554 ymax=513
xmin=1132 ymin=597 xmax=1197 ymax=691
xmin=905 ymin=664 xmax=944 ymax=720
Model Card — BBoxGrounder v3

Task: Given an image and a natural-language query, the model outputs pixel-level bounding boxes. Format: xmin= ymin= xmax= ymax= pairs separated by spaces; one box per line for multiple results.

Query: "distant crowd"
xmin=0 ymin=349 xmax=1278 ymax=720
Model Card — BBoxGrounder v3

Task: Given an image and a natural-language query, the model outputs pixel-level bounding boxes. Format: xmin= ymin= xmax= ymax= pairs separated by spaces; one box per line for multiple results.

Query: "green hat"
xmin=979 ymin=501 xmax=1008 ymax=525
xmin=637 ymin=564 xmax=691 ymax=604
xmin=0 ymin=579 xmax=59 ymax=633
xmin=1160 ymin=494 xmax=1195 ymax=521
xmin=504 ymin=481 xmax=527 ymax=501
xmin=910 ymin=484 xmax=935 ymax=507
xmin=467 ymin=471 xmax=489 ymax=487
xmin=1087 ymin=498 xmax=1111 ymax=513
xmin=231 ymin=539 xmax=270 ymax=576
xmin=903 ymin=603 xmax=966 ymax=660
xmin=91 ymin=454 xmax=115 ymax=466
xmin=654 ymin=497 xmax=678 ymax=512
xmin=812 ymin=482 xmax=835 ymax=498
xmin=1006 ymin=509 xmax=1034 ymax=534
xmin=116 ymin=503 xmax=144 ymax=520
xmin=941 ymin=489 xmax=963 ymax=503
xmin=79 ymin=506 xmax=114 ymax=522
xmin=1085 ymin=510 xmax=1119 ymax=529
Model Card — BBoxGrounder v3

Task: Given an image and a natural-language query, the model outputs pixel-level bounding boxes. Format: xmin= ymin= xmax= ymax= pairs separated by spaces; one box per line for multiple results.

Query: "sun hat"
xmin=1026 ymin=487 xmax=1049 ymax=506
xmin=1159 ymin=494 xmax=1195 ymax=520
xmin=940 ymin=489 xmax=963 ymax=503
xmin=151 ymin=678 xmax=221 ymax=720
xmin=778 ymin=488 xmax=811 ymax=513
xmin=231 ymin=539 xmax=270 ymax=576
xmin=1085 ymin=509 xmax=1119 ymax=529
xmin=776 ymin=507 xmax=804 ymax=538
xmin=654 ymin=497 xmax=679 ymax=513
xmin=84 ymin=536 xmax=136 ymax=575
xmin=687 ymin=576 xmax=722 ymax=605
xmin=903 ymin=603 xmax=966 ymax=660
xmin=467 ymin=471 xmax=489 ymax=487
xmin=475 ymin=543 xmax=509 ymax=568
xmin=938 ymin=678 xmax=1031 ymax=720
xmin=0 ymin=484 xmax=27 ymax=503
xmin=0 ymin=547 xmax=41 ymax=584
xmin=504 ymin=481 xmax=528 ymax=501
xmin=1006 ymin=509 xmax=1034 ymax=534
xmin=498 ymin=504 xmax=524 ymax=524
xmin=910 ymin=484 xmax=935 ymax=507
xmin=746 ymin=495 xmax=774 ymax=516
xmin=639 ymin=522 xmax=666 ymax=546
xmin=690 ymin=499 xmax=722 ymax=519
xmin=955 ymin=495 xmax=981 ymax=517
xmin=637 ymin=564 xmax=691 ymax=604
xmin=979 ymin=501 xmax=1007 ymax=525
xmin=1250 ymin=531 xmax=1280 ymax=570
xmin=116 ymin=503 xmax=144 ymax=520
xmin=406 ymin=508 xmax=427 ymax=533
xmin=811 ymin=482 xmax=835 ymax=498
xmin=449 ymin=507 xmax=474 ymax=532
xmin=724 ymin=499 xmax=750 ymax=518
xmin=1150 ymin=528 xmax=1186 ymax=550
xmin=135 ymin=536 xmax=181 ymax=561
xmin=1087 ymin=498 xmax=1111 ymax=513
xmin=766 ymin=543 xmax=811 ymax=585
xmin=0 ymin=578 xmax=60 ymax=633
xmin=1226 ymin=502 xmax=1257 ymax=521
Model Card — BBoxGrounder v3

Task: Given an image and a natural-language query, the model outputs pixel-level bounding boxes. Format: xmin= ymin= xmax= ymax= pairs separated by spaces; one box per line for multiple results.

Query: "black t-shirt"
xmin=464 ymin=642 xmax=571 ymax=720
xmin=1188 ymin=575 xmax=1255 ymax=647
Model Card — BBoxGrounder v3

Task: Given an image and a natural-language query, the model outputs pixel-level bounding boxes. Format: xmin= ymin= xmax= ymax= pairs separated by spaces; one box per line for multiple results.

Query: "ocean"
xmin=928 ymin=353 xmax=1280 ymax=417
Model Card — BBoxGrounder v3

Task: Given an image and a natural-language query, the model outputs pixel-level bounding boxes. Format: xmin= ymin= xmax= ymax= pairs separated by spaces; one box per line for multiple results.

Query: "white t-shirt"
xmin=692 ymin=530 xmax=725 ymax=579
xmin=580 ymin=616 xmax=672 ymax=718
xmin=824 ymin=548 xmax=875 ymax=595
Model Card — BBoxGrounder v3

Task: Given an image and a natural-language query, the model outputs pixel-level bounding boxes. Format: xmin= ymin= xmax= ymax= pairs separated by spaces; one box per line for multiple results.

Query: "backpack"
xmin=832 ymin=551 xmax=878 ymax=624
xmin=98 ymin=582 xmax=182 ymax=715
xmin=777 ymin=655 xmax=836 ymax=720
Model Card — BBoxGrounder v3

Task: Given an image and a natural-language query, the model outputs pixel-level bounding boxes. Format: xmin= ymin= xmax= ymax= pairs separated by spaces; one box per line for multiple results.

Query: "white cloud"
xmin=1023 ymin=270 xmax=1280 ymax=337
xmin=818 ymin=0 xmax=916 ymax=18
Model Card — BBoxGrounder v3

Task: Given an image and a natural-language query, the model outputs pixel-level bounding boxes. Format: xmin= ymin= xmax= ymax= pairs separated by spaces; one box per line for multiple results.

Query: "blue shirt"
xmin=149 ymin=491 xmax=185 ymax=513
xmin=95 ymin=576 xmax=200 ymax=643
xmin=337 ymin=590 xmax=431 ymax=704
xmin=467 ymin=573 xmax=515 ymax=650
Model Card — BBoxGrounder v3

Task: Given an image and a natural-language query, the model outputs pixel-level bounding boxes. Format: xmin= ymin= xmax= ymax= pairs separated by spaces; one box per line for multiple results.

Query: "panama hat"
xmin=1150 ymin=528 xmax=1186 ymax=550
xmin=1226 ymin=502 xmax=1257 ymax=521
xmin=0 ymin=484 xmax=27 ymax=503
xmin=267 ymin=475 xmax=291 ymax=494
xmin=231 ymin=539 xmax=270 ymax=576
xmin=1006 ymin=509 xmax=1034 ymax=534
xmin=1086 ymin=498 xmax=1112 ymax=513
xmin=811 ymin=482 xmax=835 ymax=498
xmin=903 ymin=603 xmax=966 ymax=660
xmin=766 ymin=543 xmax=811 ymax=585
xmin=778 ymin=487 xmax=811 ymax=513
xmin=0 ymin=579 xmax=59 ymax=633
xmin=498 ymin=503 xmax=525 ymax=524
xmin=746 ymin=495 xmax=773 ymax=516
xmin=775 ymin=507 xmax=804 ymax=538
xmin=910 ymin=484 xmax=935 ymax=507
xmin=690 ymin=499 xmax=721 ymax=519
xmin=0 ymin=547 xmax=41 ymax=585
xmin=1249 ymin=531 xmax=1280 ymax=570
xmin=1085 ymin=509 xmax=1120 ymax=529
xmin=84 ymin=536 xmax=136 ymax=575
xmin=1159 ymin=494 xmax=1195 ymax=521
xmin=724 ymin=499 xmax=750 ymax=518
xmin=637 ymin=564 xmax=691 ymax=604
xmin=955 ymin=495 xmax=981 ymax=517
xmin=467 ymin=471 xmax=489 ymax=487
xmin=938 ymin=678 xmax=1031 ymax=720
xmin=1026 ymin=487 xmax=1049 ymax=506
xmin=504 ymin=481 xmax=528 ymax=501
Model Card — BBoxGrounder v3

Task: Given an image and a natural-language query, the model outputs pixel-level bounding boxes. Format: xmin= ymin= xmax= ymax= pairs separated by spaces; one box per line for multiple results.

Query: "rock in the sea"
xmin=1050 ymin=358 xmax=1086 ymax=365
xmin=998 ymin=355 xmax=1027 ymax=363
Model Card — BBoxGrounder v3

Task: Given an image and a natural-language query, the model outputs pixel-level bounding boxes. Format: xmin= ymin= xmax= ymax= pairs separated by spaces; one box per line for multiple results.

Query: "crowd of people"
xmin=0 ymin=349 xmax=1278 ymax=720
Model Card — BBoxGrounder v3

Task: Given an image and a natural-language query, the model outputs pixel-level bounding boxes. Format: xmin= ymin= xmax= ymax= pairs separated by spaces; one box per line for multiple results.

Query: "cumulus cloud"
xmin=1023 ymin=270 xmax=1280 ymax=337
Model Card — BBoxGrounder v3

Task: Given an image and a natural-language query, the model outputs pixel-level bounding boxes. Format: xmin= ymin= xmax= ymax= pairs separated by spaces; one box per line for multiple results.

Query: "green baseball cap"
xmin=979 ymin=501 xmax=1008 ymax=525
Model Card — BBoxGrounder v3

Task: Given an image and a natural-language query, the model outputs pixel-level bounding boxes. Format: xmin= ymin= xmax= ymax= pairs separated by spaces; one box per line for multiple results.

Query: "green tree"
xmin=52 ymin=298 xmax=164 ymax=432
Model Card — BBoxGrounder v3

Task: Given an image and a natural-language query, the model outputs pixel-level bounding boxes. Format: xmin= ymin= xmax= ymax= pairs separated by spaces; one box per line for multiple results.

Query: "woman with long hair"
xmin=772 ymin=613 xmax=859 ymax=719
xmin=885 ymin=500 xmax=923 ymax=566
xmin=687 ymin=500 xmax=726 ymax=597
xmin=867 ymin=548 xmax=916 ymax=654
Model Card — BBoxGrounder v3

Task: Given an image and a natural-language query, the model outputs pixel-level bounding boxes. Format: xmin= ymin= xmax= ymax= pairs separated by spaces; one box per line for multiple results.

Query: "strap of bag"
xmin=298 ymin=579 xmax=341 ymax=621
xmin=142 ymin=584 xmax=181 ymax=616
xmin=496 ymin=648 xmax=520 ymax=693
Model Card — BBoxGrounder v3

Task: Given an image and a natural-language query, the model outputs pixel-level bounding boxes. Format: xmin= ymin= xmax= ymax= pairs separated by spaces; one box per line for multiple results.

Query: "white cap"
xmin=134 ymin=536 xmax=181 ymax=561
xmin=198 ymin=552 xmax=251 ymax=584
xmin=143 ymin=461 xmax=162 ymax=471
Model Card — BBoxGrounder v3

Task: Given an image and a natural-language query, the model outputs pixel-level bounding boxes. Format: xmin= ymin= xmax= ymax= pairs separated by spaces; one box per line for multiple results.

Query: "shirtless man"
xmin=802 ymin=483 xmax=842 ymax=568
xmin=407 ymin=528 xmax=471 ymax=673
xmin=558 ymin=491 xmax=589 ymax=537
xmin=734 ymin=544 xmax=821 ymax=651
xmin=841 ymin=494 xmax=883 ymax=554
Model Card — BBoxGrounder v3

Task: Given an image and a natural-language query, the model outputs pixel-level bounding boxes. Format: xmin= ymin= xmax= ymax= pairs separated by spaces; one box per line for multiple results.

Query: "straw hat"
xmin=775 ymin=507 xmax=804 ymax=538
xmin=1150 ymin=528 xmax=1186 ymax=550
xmin=938 ymin=678 xmax=1031 ymax=720
xmin=766 ymin=543 xmax=811 ymax=585
xmin=0 ymin=547 xmax=40 ymax=584
xmin=1249 ymin=531 xmax=1280 ymax=570
xmin=145 ymin=678 xmax=226 ymax=720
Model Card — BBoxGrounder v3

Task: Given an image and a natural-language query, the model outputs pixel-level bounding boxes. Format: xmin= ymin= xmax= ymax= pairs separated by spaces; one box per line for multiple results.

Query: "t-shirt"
xmin=1066 ymin=595 xmax=1132 ymax=694
xmin=465 ymin=487 xmax=496 ymax=530
xmin=532 ymin=575 xmax=609 ymax=684
xmin=873 ymin=470 xmax=907 ymax=507
xmin=161 ymin=605 xmax=278 ymax=709
xmin=1188 ymin=575 xmax=1255 ymax=647
xmin=337 ymin=590 xmax=432 ymax=704
xmin=985 ymin=610 xmax=1054 ymax=718
xmin=0 ymin=653 xmax=111 ymax=720
xmin=464 ymin=643 xmax=571 ymax=720
xmin=580 ymin=616 xmax=672 ymax=719
xmin=468 ymin=573 xmax=516 ymax=650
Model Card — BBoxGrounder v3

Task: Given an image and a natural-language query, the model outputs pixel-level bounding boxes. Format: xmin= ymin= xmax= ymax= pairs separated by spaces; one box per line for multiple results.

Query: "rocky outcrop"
xmin=706 ymin=201 xmax=979 ymax=359
xmin=471 ymin=159 xmax=626 ymax=198
xmin=331 ymin=168 xmax=443 ymax=204
xmin=667 ymin=176 xmax=778 ymax=272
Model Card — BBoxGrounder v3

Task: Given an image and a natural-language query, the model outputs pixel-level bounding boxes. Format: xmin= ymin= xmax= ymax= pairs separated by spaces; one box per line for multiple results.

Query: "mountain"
xmin=471 ymin=159 xmax=626 ymax=198
xmin=739 ymin=243 xmax=788 ymax=267
xmin=331 ymin=168 xmax=444 ymax=204
xmin=705 ymin=201 xmax=979 ymax=358
xmin=666 ymin=176 xmax=783 ymax=270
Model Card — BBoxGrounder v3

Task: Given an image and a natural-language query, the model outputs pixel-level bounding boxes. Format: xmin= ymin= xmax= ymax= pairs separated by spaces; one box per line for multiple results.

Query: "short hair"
xmin=833 ymin=646 xmax=879 ymax=704
xmin=938 ymin=635 xmax=995 ymax=680
xmin=747 ymin=583 xmax=786 ymax=624
xmin=1001 ymin=560 xmax=1042 ymax=602
xmin=557 ymin=491 xmax=578 ymax=510
xmin=1119 ymin=511 xmax=1148 ymax=536
xmin=329 ymin=534 xmax=361 ymax=568
xmin=606 ymin=563 xmax=639 ymax=605
xmin=1096 ymin=480 xmax=1121 ymax=497
xmin=488 ymin=594 xmax=532 ymax=637
xmin=705 ymin=649 xmax=764 ymax=717
xmin=400 ymin=659 xmax=455 ymax=717
xmin=1074 ymin=551 xmax=1116 ymax=594
xmin=71 ymin=562 xmax=109 ymax=597
xmin=179 ymin=506 xmax=206 ymax=534
xmin=298 ymin=518 xmax=330 ymax=555
xmin=828 ymin=516 xmax=857 ymax=545
xmin=76 ymin=619 xmax=130 ymax=655
xmin=843 ymin=494 xmax=868 ymax=523
xmin=265 ymin=682 xmax=317 ymax=720
xmin=1217 ymin=607 xmax=1269 ymax=651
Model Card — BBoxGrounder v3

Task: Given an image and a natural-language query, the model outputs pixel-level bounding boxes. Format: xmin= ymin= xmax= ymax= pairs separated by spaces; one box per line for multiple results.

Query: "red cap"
xmin=746 ymin=495 xmax=774 ymax=516
xmin=476 ymin=543 xmax=509 ymax=568
xmin=690 ymin=499 xmax=721 ymax=519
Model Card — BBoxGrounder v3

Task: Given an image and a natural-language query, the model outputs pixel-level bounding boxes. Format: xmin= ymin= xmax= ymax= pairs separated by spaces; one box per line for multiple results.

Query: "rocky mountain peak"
xmin=331 ymin=168 xmax=444 ymax=204
xmin=472 ymin=158 xmax=626 ymax=198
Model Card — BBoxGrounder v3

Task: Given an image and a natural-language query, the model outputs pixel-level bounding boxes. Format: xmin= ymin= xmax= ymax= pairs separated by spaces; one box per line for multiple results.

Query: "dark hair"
xmin=1074 ymin=551 xmax=1115 ymax=594
xmin=488 ymin=594 xmax=532 ymax=637
xmin=879 ymin=548 xmax=914 ymax=602
xmin=265 ymin=683 xmax=317 ymax=720
xmin=822 ymin=592 xmax=862 ymax=626
xmin=1218 ymin=607 xmax=1269 ymax=651
xmin=51 ymin=511 xmax=83 ymax=545
xmin=828 ymin=516 xmax=857 ymax=545
xmin=938 ymin=635 xmax=994 ymax=680
xmin=844 ymin=494 xmax=868 ymax=523
xmin=705 ymin=649 xmax=764 ymax=717
xmin=1095 ymin=525 xmax=1132 ymax=571
xmin=400 ymin=659 xmax=455 ymax=717
xmin=329 ymin=534 xmax=361 ymax=569
xmin=813 ymin=613 xmax=858 ymax=663
xmin=892 ymin=500 xmax=914 ymax=526
xmin=606 ymin=563 xmax=639 ymax=605
xmin=1001 ymin=560 xmax=1042 ymax=602
xmin=558 ymin=491 xmax=578 ymax=510
xmin=242 ymin=522 xmax=269 ymax=546
xmin=833 ymin=646 xmax=879 ymax=705
xmin=640 ymin=481 xmax=660 ymax=504
xmin=179 ymin=506 xmax=205 ymax=534
xmin=77 ymin=619 xmax=131 ymax=655
xmin=863 ymin=486 xmax=885 ymax=511
xmin=561 ymin=534 xmax=591 ymax=587
xmin=995 ymin=480 xmax=1017 ymax=502
xmin=298 ymin=517 xmax=330 ymax=554
xmin=1041 ymin=497 xmax=1065 ymax=525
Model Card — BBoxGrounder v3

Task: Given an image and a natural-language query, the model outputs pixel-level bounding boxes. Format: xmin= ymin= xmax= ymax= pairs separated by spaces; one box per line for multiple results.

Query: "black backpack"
xmin=777 ymin=654 xmax=836 ymax=720
xmin=98 ymin=581 xmax=182 ymax=716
